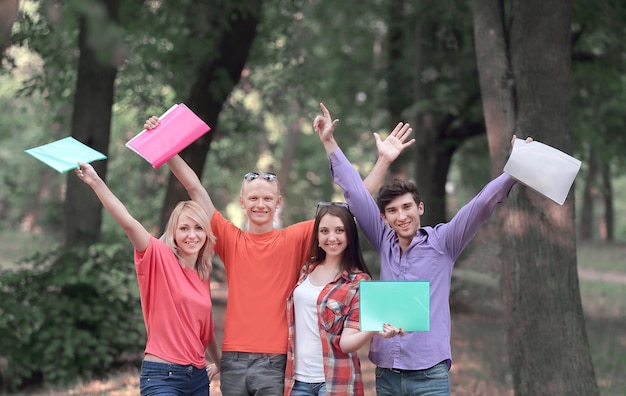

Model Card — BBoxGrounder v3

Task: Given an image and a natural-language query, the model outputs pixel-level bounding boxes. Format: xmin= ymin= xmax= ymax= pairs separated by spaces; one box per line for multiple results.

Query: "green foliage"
xmin=105 ymin=107 xmax=167 ymax=235
xmin=0 ymin=89 xmax=62 ymax=230
xmin=449 ymin=134 xmax=492 ymax=208
xmin=0 ymin=242 xmax=145 ymax=391
xmin=3 ymin=0 xmax=626 ymax=249
xmin=572 ymin=1 xmax=626 ymax=168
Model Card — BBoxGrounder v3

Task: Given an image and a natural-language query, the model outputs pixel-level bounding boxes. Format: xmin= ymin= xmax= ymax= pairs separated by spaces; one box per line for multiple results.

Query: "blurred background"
xmin=0 ymin=0 xmax=624 ymax=395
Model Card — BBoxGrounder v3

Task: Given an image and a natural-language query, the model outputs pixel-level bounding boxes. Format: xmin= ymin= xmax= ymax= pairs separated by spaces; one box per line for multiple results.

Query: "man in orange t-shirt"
xmin=167 ymin=159 xmax=312 ymax=395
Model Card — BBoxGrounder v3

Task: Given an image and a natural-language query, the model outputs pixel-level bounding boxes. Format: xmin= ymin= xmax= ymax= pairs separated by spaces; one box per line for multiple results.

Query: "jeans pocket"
xmin=423 ymin=362 xmax=449 ymax=380
xmin=140 ymin=365 xmax=171 ymax=382
xmin=268 ymin=354 xmax=287 ymax=371
xmin=140 ymin=365 xmax=173 ymax=396
xmin=220 ymin=356 xmax=234 ymax=373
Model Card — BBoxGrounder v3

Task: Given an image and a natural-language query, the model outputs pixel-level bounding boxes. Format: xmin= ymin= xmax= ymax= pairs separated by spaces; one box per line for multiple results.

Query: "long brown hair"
xmin=306 ymin=203 xmax=371 ymax=277
xmin=160 ymin=201 xmax=216 ymax=280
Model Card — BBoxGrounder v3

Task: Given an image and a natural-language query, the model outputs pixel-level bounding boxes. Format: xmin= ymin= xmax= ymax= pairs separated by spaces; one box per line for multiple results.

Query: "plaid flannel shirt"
xmin=285 ymin=262 xmax=371 ymax=396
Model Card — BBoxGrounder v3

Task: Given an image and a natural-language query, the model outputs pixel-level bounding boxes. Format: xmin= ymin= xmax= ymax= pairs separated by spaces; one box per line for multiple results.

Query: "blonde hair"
xmin=160 ymin=200 xmax=216 ymax=280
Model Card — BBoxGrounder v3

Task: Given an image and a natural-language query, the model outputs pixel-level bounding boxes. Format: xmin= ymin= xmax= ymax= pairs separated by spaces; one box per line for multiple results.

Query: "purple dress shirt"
xmin=329 ymin=148 xmax=516 ymax=370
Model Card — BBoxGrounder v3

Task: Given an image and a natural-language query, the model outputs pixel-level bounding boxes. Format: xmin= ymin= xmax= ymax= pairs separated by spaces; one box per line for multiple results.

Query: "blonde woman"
xmin=76 ymin=162 xmax=221 ymax=396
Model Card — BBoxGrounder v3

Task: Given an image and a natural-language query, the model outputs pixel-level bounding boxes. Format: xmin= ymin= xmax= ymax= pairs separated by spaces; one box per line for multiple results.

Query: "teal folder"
xmin=25 ymin=137 xmax=107 ymax=173
xmin=359 ymin=280 xmax=430 ymax=332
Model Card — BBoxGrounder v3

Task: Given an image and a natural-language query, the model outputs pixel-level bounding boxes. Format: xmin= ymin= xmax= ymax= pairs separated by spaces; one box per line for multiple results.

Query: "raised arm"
xmin=144 ymin=116 xmax=216 ymax=218
xmin=75 ymin=163 xmax=150 ymax=251
xmin=313 ymin=102 xmax=340 ymax=155
xmin=363 ymin=122 xmax=415 ymax=194
xmin=313 ymin=102 xmax=414 ymax=194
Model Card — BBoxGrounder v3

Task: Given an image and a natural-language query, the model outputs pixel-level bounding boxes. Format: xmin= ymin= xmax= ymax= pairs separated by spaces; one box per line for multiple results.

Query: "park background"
xmin=0 ymin=0 xmax=624 ymax=395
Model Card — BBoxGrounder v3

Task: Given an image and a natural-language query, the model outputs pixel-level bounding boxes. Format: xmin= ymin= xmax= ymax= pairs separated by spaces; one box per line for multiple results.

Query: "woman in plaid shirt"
xmin=285 ymin=202 xmax=404 ymax=396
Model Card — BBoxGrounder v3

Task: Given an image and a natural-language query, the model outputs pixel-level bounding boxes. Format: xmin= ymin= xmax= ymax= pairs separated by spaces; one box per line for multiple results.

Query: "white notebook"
xmin=503 ymin=138 xmax=582 ymax=205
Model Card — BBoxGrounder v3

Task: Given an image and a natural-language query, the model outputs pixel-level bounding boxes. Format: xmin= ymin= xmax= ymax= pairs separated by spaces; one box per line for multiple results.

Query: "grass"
xmin=0 ymin=230 xmax=625 ymax=395
xmin=451 ymin=238 xmax=626 ymax=396
xmin=7 ymin=368 xmax=141 ymax=396
xmin=579 ymin=278 xmax=626 ymax=396
xmin=577 ymin=241 xmax=626 ymax=273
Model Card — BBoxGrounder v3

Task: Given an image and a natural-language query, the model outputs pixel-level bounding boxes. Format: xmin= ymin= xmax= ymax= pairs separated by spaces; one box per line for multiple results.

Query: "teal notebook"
xmin=359 ymin=280 xmax=430 ymax=332
xmin=25 ymin=136 xmax=107 ymax=173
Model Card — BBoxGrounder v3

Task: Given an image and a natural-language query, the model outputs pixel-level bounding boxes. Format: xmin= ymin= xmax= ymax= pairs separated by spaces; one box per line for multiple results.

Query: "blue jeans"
xmin=139 ymin=360 xmax=209 ymax=396
xmin=290 ymin=380 xmax=326 ymax=396
xmin=375 ymin=361 xmax=450 ymax=396
xmin=220 ymin=351 xmax=286 ymax=396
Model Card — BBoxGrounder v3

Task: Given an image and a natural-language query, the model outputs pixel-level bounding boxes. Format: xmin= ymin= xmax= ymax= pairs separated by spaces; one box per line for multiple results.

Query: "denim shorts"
xmin=375 ymin=361 xmax=450 ymax=396
xmin=140 ymin=359 xmax=209 ymax=396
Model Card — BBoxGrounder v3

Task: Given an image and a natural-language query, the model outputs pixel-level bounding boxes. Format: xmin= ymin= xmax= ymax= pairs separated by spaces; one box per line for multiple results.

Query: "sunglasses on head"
xmin=243 ymin=172 xmax=278 ymax=182
xmin=316 ymin=201 xmax=350 ymax=215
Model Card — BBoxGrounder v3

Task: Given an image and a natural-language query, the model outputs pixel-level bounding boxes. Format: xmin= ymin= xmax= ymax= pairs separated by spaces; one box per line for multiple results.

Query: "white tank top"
xmin=293 ymin=276 xmax=326 ymax=382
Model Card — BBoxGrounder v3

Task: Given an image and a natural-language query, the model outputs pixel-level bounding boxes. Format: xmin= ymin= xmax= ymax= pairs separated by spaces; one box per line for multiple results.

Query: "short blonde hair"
xmin=160 ymin=200 xmax=216 ymax=280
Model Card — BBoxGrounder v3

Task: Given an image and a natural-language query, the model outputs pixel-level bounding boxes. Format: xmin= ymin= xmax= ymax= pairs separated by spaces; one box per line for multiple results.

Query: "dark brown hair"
xmin=306 ymin=204 xmax=371 ymax=276
xmin=376 ymin=178 xmax=422 ymax=214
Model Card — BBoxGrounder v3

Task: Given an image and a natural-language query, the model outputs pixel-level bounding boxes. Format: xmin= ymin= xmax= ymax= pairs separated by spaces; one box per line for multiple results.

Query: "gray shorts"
xmin=220 ymin=351 xmax=287 ymax=396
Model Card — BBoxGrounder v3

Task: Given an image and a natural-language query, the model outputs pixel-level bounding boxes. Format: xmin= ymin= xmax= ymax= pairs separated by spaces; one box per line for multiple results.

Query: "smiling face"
xmin=239 ymin=178 xmax=282 ymax=232
xmin=382 ymin=192 xmax=424 ymax=245
xmin=174 ymin=212 xmax=208 ymax=259
xmin=317 ymin=213 xmax=348 ymax=258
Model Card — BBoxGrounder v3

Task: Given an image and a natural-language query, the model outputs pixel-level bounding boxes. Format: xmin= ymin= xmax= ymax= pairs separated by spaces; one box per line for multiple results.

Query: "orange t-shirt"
xmin=211 ymin=211 xmax=314 ymax=354
xmin=135 ymin=236 xmax=214 ymax=368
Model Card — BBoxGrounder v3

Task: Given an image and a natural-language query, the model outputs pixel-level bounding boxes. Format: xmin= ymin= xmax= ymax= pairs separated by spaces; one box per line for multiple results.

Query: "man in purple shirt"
xmin=314 ymin=103 xmax=530 ymax=395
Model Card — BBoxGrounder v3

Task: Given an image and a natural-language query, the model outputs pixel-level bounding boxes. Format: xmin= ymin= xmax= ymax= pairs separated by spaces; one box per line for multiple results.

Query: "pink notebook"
xmin=126 ymin=103 xmax=211 ymax=168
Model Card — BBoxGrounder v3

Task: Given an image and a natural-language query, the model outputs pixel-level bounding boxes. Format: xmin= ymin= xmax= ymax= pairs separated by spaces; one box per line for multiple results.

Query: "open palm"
xmin=374 ymin=122 xmax=415 ymax=163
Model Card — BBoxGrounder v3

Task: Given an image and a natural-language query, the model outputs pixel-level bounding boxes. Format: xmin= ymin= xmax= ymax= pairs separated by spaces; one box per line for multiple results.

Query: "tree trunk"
xmin=387 ymin=0 xmax=410 ymax=125
xmin=414 ymin=126 xmax=454 ymax=226
xmin=0 ymin=0 xmax=18 ymax=59
xmin=474 ymin=0 xmax=599 ymax=394
xmin=385 ymin=0 xmax=414 ymax=179
xmin=276 ymin=100 xmax=303 ymax=227
xmin=20 ymin=168 xmax=55 ymax=232
xmin=159 ymin=0 xmax=262 ymax=232
xmin=600 ymin=162 xmax=614 ymax=241
xmin=387 ymin=1 xmax=485 ymax=226
xmin=64 ymin=0 xmax=120 ymax=247
xmin=472 ymin=0 xmax=516 ymax=172
xmin=579 ymin=146 xmax=597 ymax=240
xmin=393 ymin=2 xmax=452 ymax=225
